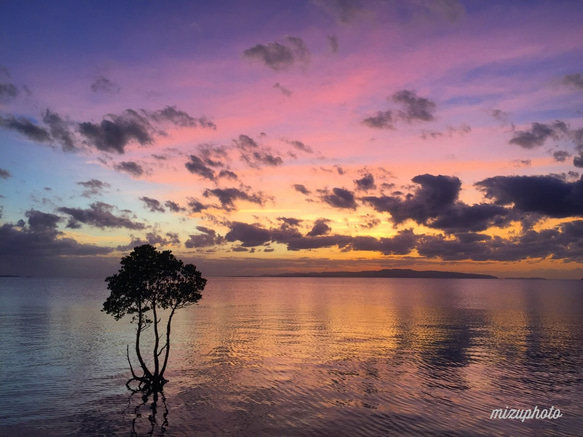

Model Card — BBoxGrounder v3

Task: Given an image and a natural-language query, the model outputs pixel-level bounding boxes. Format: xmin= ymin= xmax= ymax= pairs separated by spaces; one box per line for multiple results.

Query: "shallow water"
xmin=1 ymin=277 xmax=582 ymax=436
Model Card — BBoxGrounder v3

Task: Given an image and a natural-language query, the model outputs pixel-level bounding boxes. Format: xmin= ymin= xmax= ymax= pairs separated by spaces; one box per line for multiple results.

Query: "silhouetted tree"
xmin=103 ymin=244 xmax=206 ymax=392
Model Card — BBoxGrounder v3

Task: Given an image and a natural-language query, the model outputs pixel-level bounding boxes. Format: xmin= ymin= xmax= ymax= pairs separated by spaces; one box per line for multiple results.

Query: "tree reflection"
xmin=126 ymin=388 xmax=169 ymax=436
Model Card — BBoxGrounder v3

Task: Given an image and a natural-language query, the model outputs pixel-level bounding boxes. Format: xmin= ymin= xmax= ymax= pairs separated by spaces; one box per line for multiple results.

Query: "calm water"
xmin=0 ymin=277 xmax=582 ymax=436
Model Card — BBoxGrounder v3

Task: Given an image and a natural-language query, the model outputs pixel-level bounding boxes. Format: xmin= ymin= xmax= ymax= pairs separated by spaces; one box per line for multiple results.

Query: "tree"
xmin=103 ymin=244 xmax=206 ymax=392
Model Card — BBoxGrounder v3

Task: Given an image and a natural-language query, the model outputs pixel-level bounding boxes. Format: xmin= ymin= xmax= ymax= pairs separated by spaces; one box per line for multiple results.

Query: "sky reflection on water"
xmin=0 ymin=277 xmax=582 ymax=436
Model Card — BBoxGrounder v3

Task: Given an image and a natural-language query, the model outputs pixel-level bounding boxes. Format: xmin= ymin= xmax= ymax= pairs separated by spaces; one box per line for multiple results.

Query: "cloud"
xmin=574 ymin=153 xmax=583 ymax=168
xmin=203 ymin=187 xmax=266 ymax=211
xmin=312 ymin=0 xmax=366 ymax=23
xmin=306 ymin=219 xmax=331 ymax=237
xmin=362 ymin=174 xmax=508 ymax=232
xmin=392 ymin=89 xmax=436 ymax=123
xmin=225 ymin=222 xmax=271 ymax=247
xmin=243 ymin=36 xmax=310 ymax=71
xmin=274 ymin=82 xmax=292 ymax=96
xmin=42 ymin=110 xmax=77 ymax=152
xmin=553 ymin=150 xmax=571 ymax=162
xmin=139 ymin=196 xmax=165 ymax=213
xmin=0 ymin=168 xmax=10 ymax=179
xmin=164 ymin=200 xmax=186 ymax=213
xmin=417 ymin=221 xmax=583 ymax=263
xmin=354 ymin=173 xmax=375 ymax=191
xmin=114 ymin=161 xmax=144 ymax=177
xmin=150 ymin=106 xmax=216 ymax=129
xmin=0 ymin=82 xmax=19 ymax=102
xmin=91 ymin=76 xmax=120 ymax=94
xmin=363 ymin=90 xmax=436 ymax=129
xmin=293 ymin=184 xmax=311 ymax=195
xmin=185 ymin=226 xmax=224 ymax=248
xmin=362 ymin=110 xmax=394 ymax=129
xmin=476 ymin=175 xmax=583 ymax=218
xmin=58 ymin=202 xmax=146 ymax=229
xmin=0 ymin=210 xmax=113 ymax=257
xmin=79 ymin=109 xmax=154 ymax=154
xmin=187 ymin=198 xmax=211 ymax=214
xmin=491 ymin=109 xmax=510 ymax=123
xmin=236 ymin=134 xmax=284 ymax=168
xmin=328 ymin=35 xmax=339 ymax=53
xmin=421 ymin=123 xmax=471 ymax=140
xmin=321 ymin=187 xmax=357 ymax=209
xmin=285 ymin=139 xmax=313 ymax=153
xmin=561 ymin=73 xmax=583 ymax=90
xmin=509 ymin=121 xmax=569 ymax=149
xmin=0 ymin=115 xmax=51 ymax=142
xmin=77 ymin=179 xmax=110 ymax=197
xmin=185 ymin=155 xmax=216 ymax=180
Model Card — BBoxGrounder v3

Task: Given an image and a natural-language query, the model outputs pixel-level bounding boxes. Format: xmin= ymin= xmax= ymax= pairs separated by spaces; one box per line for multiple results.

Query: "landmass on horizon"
xmin=256 ymin=268 xmax=498 ymax=279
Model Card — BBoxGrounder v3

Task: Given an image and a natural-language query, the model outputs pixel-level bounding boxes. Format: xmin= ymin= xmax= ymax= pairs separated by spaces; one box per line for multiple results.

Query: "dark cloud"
xmin=164 ymin=200 xmax=186 ymax=213
xmin=235 ymin=134 xmax=284 ymax=168
xmin=203 ymin=187 xmax=266 ymax=211
xmin=185 ymin=155 xmax=216 ymax=180
xmin=561 ymin=73 xmax=583 ymax=90
xmin=312 ymin=0 xmax=365 ymax=23
xmin=293 ymin=184 xmax=311 ymax=195
xmin=553 ymin=150 xmax=571 ymax=162
xmin=25 ymin=209 xmax=61 ymax=232
xmin=511 ymin=159 xmax=531 ymax=168
xmin=225 ymin=222 xmax=271 ymax=247
xmin=58 ymin=202 xmax=146 ymax=230
xmin=42 ymin=110 xmax=77 ymax=152
xmin=187 ymin=198 xmax=210 ymax=214
xmin=139 ymin=196 xmax=165 ymax=213
xmin=79 ymin=109 xmax=154 ymax=153
xmin=509 ymin=121 xmax=568 ymax=149
xmin=476 ymin=175 xmax=583 ymax=218
xmin=392 ymin=89 xmax=436 ymax=123
xmin=236 ymin=134 xmax=259 ymax=149
xmin=91 ymin=76 xmax=120 ymax=94
xmin=362 ymin=110 xmax=394 ymax=129
xmin=307 ymin=219 xmax=331 ymax=237
xmin=285 ymin=139 xmax=313 ymax=153
xmin=321 ymin=187 xmax=357 ymax=209
xmin=274 ymin=82 xmax=292 ymax=96
xmin=362 ymin=174 xmax=508 ymax=232
xmin=185 ymin=226 xmax=224 ymax=248
xmin=491 ymin=109 xmax=510 ymax=123
xmin=0 ymin=210 xmax=113 ymax=257
xmin=0 ymin=82 xmax=19 ymax=102
xmin=328 ymin=35 xmax=339 ymax=53
xmin=77 ymin=179 xmax=110 ymax=197
xmin=574 ymin=153 xmax=583 ymax=168
xmin=0 ymin=168 xmax=10 ymax=179
xmin=354 ymin=173 xmax=375 ymax=191
xmin=243 ymin=36 xmax=310 ymax=71
xmin=0 ymin=115 xmax=51 ymax=142
xmin=363 ymin=90 xmax=436 ymax=129
xmin=420 ymin=123 xmax=471 ymax=140
xmin=417 ymin=220 xmax=583 ymax=263
xmin=218 ymin=169 xmax=238 ymax=180
xmin=150 ymin=106 xmax=216 ymax=130
xmin=114 ymin=161 xmax=144 ymax=177
xmin=349 ymin=230 xmax=418 ymax=255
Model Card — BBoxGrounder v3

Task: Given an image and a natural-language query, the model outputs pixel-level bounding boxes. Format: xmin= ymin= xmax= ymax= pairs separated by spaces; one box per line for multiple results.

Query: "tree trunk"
xmin=159 ymin=306 xmax=177 ymax=379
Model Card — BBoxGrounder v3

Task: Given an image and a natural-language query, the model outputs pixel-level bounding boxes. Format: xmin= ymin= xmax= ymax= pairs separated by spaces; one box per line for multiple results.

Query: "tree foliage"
xmin=103 ymin=244 xmax=206 ymax=392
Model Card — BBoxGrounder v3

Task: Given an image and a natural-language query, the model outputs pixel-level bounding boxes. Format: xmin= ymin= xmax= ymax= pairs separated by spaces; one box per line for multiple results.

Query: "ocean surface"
xmin=0 ymin=276 xmax=582 ymax=436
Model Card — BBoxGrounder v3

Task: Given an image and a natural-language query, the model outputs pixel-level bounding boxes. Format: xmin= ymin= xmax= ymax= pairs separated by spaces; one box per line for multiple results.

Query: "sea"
xmin=0 ymin=276 xmax=582 ymax=436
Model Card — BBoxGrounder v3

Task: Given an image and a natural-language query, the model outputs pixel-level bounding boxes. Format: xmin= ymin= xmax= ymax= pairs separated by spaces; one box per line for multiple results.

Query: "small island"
xmin=261 ymin=269 xmax=498 ymax=279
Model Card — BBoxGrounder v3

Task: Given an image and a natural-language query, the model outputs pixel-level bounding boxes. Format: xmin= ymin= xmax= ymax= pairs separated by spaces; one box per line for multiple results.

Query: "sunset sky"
xmin=1 ymin=0 xmax=582 ymax=278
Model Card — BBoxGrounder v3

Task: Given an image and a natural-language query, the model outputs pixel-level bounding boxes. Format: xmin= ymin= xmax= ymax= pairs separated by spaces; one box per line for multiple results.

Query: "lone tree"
xmin=103 ymin=244 xmax=206 ymax=392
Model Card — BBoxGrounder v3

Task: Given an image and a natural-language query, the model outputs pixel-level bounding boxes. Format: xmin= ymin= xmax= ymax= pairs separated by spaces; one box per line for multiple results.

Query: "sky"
xmin=1 ymin=0 xmax=582 ymax=279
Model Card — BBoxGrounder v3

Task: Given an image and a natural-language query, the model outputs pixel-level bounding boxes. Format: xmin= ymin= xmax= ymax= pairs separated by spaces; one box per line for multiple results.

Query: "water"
xmin=1 ymin=277 xmax=582 ymax=436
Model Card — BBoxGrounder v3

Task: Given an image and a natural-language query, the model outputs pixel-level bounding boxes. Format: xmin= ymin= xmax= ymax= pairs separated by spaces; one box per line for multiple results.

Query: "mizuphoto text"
xmin=490 ymin=406 xmax=563 ymax=422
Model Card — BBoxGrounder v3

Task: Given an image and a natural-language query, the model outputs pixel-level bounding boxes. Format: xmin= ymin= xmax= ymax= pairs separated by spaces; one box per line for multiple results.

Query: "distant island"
xmin=261 ymin=269 xmax=498 ymax=279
